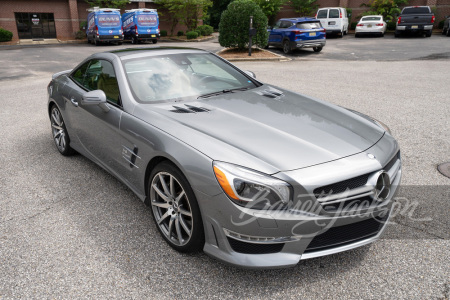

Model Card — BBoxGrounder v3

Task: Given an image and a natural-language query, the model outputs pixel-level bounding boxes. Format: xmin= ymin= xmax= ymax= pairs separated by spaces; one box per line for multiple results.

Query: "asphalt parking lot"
xmin=0 ymin=35 xmax=449 ymax=299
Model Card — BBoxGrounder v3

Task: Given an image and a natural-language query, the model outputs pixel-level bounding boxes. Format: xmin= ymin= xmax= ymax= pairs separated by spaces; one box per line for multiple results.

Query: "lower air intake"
xmin=227 ymin=237 xmax=284 ymax=254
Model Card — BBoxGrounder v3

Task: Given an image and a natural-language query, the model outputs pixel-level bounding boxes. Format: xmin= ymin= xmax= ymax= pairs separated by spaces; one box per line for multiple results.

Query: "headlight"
xmin=213 ymin=162 xmax=292 ymax=210
xmin=372 ymin=118 xmax=392 ymax=135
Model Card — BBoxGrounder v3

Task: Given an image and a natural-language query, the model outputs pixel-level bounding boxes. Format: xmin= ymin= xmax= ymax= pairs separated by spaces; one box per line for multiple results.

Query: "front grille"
xmin=227 ymin=237 xmax=284 ymax=254
xmin=314 ymin=174 xmax=370 ymax=198
xmin=304 ymin=213 xmax=389 ymax=253
xmin=322 ymin=196 xmax=375 ymax=212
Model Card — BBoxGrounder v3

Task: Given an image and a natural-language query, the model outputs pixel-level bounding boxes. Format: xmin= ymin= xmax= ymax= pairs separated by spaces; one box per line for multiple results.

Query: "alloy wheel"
xmin=150 ymin=172 xmax=193 ymax=246
xmin=51 ymin=107 xmax=67 ymax=153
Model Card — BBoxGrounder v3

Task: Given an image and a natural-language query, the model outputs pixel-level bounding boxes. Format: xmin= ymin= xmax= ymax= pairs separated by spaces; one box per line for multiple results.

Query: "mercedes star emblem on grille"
xmin=374 ymin=172 xmax=391 ymax=201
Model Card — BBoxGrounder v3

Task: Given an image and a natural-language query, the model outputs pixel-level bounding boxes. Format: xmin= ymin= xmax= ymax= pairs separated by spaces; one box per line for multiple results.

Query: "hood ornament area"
xmin=374 ymin=171 xmax=391 ymax=201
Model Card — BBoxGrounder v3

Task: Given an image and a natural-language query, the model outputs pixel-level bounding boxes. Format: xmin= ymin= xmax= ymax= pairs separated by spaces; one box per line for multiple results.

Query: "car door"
xmin=65 ymin=59 xmax=124 ymax=173
xmin=316 ymin=9 xmax=329 ymax=30
xmin=269 ymin=20 xmax=283 ymax=45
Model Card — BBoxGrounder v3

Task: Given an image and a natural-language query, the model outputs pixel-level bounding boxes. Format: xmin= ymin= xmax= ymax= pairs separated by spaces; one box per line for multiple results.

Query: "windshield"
xmin=138 ymin=14 xmax=157 ymax=26
xmin=123 ymin=53 xmax=257 ymax=103
xmin=402 ymin=7 xmax=430 ymax=14
xmin=297 ymin=22 xmax=321 ymax=29
xmin=362 ymin=16 xmax=381 ymax=21
xmin=98 ymin=14 xmax=120 ymax=27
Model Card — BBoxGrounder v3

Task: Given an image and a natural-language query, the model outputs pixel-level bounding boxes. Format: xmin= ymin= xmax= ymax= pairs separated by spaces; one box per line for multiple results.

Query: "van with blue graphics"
xmin=122 ymin=9 xmax=160 ymax=44
xmin=86 ymin=7 xmax=123 ymax=46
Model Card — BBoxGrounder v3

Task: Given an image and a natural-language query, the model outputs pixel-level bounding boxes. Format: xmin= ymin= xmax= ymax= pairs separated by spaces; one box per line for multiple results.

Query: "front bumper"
xmin=292 ymin=39 xmax=326 ymax=49
xmin=200 ymin=135 xmax=402 ymax=269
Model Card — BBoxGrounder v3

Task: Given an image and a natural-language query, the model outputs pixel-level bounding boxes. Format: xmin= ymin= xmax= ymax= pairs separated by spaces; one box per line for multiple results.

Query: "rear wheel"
xmin=394 ymin=30 xmax=400 ymax=38
xmin=149 ymin=162 xmax=204 ymax=253
xmin=355 ymin=33 xmax=359 ymax=38
xmin=339 ymin=30 xmax=344 ymax=38
xmin=152 ymin=39 xmax=157 ymax=44
xmin=313 ymin=46 xmax=322 ymax=53
xmin=282 ymin=40 xmax=291 ymax=54
xmin=447 ymin=28 xmax=450 ymax=37
xmin=131 ymin=36 xmax=137 ymax=44
xmin=425 ymin=30 xmax=432 ymax=37
xmin=118 ymin=42 xmax=123 ymax=45
xmin=50 ymin=106 xmax=75 ymax=156
xmin=94 ymin=39 xmax=99 ymax=46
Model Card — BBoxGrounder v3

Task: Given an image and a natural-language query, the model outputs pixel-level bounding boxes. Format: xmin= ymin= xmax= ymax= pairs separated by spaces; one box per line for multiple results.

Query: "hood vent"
xmin=254 ymin=87 xmax=284 ymax=99
xmin=170 ymin=105 xmax=210 ymax=113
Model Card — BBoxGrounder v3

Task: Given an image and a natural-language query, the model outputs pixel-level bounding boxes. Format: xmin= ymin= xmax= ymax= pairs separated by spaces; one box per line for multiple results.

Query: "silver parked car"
xmin=48 ymin=48 xmax=401 ymax=268
xmin=355 ymin=15 xmax=387 ymax=37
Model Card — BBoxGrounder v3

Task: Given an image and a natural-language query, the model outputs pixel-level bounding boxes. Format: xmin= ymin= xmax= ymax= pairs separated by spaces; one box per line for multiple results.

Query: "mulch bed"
xmin=218 ymin=48 xmax=280 ymax=59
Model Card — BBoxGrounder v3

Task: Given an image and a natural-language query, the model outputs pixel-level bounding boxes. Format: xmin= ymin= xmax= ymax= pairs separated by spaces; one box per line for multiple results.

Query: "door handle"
xmin=70 ymin=97 xmax=78 ymax=107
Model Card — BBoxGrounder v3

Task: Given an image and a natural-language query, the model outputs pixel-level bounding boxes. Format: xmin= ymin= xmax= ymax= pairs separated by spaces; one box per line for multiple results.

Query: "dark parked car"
xmin=267 ymin=18 xmax=326 ymax=54
xmin=442 ymin=16 xmax=450 ymax=36
xmin=395 ymin=6 xmax=435 ymax=37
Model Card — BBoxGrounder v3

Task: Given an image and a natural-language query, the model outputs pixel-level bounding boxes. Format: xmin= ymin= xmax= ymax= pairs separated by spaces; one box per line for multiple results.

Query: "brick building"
xmin=0 ymin=0 xmax=449 ymax=42
xmin=0 ymin=0 xmax=187 ymax=42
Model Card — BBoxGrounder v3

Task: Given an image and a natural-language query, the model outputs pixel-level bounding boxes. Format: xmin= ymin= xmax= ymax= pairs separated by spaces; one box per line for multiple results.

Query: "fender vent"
xmin=170 ymin=105 xmax=210 ymax=113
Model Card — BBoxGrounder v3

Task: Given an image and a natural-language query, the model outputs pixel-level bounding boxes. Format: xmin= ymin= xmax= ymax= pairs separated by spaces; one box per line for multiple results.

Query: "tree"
xmin=206 ymin=0 xmax=232 ymax=30
xmin=85 ymin=0 xmax=130 ymax=10
xmin=290 ymin=0 xmax=319 ymax=17
xmin=251 ymin=0 xmax=287 ymax=25
xmin=154 ymin=0 xmax=212 ymax=34
xmin=219 ymin=0 xmax=268 ymax=50
xmin=361 ymin=0 xmax=409 ymax=22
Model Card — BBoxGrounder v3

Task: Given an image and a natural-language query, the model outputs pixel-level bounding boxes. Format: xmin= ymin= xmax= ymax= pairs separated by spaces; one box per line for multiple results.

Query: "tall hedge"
xmin=219 ymin=0 xmax=268 ymax=50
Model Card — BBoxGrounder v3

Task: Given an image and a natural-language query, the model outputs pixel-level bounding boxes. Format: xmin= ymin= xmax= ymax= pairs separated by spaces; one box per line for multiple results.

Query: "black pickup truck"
xmin=395 ymin=6 xmax=435 ymax=37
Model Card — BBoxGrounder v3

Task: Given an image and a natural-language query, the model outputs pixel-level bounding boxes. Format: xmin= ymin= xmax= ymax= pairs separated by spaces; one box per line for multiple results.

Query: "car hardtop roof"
xmin=317 ymin=7 xmax=344 ymax=10
xmin=106 ymin=47 xmax=210 ymax=59
xmin=280 ymin=17 xmax=319 ymax=22
xmin=361 ymin=15 xmax=383 ymax=18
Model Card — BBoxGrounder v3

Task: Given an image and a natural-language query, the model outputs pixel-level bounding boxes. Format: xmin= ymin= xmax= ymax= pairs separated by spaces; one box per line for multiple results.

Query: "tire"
xmin=339 ymin=31 xmax=344 ymax=38
xmin=50 ymin=106 xmax=75 ymax=156
xmin=131 ymin=36 xmax=137 ymax=44
xmin=94 ymin=39 xmax=99 ymax=46
xmin=394 ymin=30 xmax=400 ymax=38
xmin=148 ymin=161 xmax=204 ymax=253
xmin=442 ymin=27 xmax=446 ymax=35
xmin=313 ymin=46 xmax=322 ymax=52
xmin=355 ymin=33 xmax=359 ymax=38
xmin=282 ymin=40 xmax=292 ymax=54
xmin=118 ymin=42 xmax=123 ymax=45
xmin=425 ymin=30 xmax=432 ymax=37
xmin=447 ymin=28 xmax=450 ymax=37
xmin=152 ymin=39 xmax=157 ymax=44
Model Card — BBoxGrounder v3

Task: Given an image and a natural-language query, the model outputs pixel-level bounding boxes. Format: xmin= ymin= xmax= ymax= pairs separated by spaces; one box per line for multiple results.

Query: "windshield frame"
xmin=120 ymin=52 xmax=261 ymax=104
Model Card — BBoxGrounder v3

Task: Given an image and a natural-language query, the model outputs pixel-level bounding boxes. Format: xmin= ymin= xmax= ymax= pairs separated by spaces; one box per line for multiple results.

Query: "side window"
xmin=71 ymin=61 xmax=90 ymax=87
xmin=273 ymin=20 xmax=281 ymax=29
xmin=86 ymin=60 xmax=121 ymax=105
xmin=317 ymin=10 xmax=328 ymax=19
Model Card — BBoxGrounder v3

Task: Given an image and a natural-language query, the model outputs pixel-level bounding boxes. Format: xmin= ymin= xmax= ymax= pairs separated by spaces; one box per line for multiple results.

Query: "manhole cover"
xmin=437 ymin=162 xmax=450 ymax=178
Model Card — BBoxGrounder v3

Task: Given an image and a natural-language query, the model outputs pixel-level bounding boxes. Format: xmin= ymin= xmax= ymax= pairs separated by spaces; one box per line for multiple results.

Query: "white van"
xmin=315 ymin=7 xmax=349 ymax=37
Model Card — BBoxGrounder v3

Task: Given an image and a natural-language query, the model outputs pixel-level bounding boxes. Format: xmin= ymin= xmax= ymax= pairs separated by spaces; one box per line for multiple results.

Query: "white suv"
xmin=315 ymin=7 xmax=349 ymax=37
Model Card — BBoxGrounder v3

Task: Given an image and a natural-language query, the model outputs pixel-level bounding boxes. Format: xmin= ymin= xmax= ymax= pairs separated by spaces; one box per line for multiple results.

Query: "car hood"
xmin=133 ymin=86 xmax=385 ymax=173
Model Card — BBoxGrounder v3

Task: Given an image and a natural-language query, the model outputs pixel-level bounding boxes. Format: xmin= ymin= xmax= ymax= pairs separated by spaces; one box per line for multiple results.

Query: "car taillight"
xmin=320 ymin=28 xmax=326 ymax=32
xmin=431 ymin=15 xmax=435 ymax=23
xmin=121 ymin=26 xmax=123 ymax=34
xmin=376 ymin=23 xmax=384 ymax=26
xmin=397 ymin=16 xmax=401 ymax=24
xmin=340 ymin=11 xmax=342 ymax=18
xmin=357 ymin=23 xmax=364 ymax=26
xmin=293 ymin=30 xmax=303 ymax=34
xmin=315 ymin=14 xmax=317 ymax=19
xmin=95 ymin=25 xmax=99 ymax=35
xmin=135 ymin=24 xmax=138 ymax=34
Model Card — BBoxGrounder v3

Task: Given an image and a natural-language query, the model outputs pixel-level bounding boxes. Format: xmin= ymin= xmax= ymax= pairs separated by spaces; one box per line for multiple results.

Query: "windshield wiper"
xmin=197 ymin=87 xmax=251 ymax=99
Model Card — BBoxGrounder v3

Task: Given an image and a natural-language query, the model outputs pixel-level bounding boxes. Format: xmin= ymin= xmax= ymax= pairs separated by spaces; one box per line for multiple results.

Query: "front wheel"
xmin=282 ymin=40 xmax=292 ymax=54
xmin=50 ymin=106 xmax=75 ymax=156
xmin=313 ymin=46 xmax=323 ymax=53
xmin=149 ymin=162 xmax=204 ymax=253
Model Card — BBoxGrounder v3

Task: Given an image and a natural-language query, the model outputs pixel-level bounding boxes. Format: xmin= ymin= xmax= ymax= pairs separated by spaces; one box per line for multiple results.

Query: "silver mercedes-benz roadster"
xmin=47 ymin=47 xmax=401 ymax=269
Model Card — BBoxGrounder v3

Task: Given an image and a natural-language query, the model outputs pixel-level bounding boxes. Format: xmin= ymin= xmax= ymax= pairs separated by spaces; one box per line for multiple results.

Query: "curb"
xmin=216 ymin=48 xmax=290 ymax=62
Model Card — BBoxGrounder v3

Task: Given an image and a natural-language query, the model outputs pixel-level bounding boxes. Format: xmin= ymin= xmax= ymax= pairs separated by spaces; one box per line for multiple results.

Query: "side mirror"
xmin=81 ymin=90 xmax=110 ymax=112
xmin=244 ymin=70 xmax=256 ymax=79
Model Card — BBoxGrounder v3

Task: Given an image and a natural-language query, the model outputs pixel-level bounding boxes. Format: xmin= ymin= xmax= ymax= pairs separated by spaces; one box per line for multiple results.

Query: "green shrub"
xmin=351 ymin=22 xmax=357 ymax=30
xmin=177 ymin=30 xmax=184 ymax=36
xmin=0 ymin=28 xmax=13 ymax=42
xmin=75 ymin=30 xmax=86 ymax=39
xmin=79 ymin=21 xmax=87 ymax=31
xmin=387 ymin=21 xmax=396 ymax=31
xmin=219 ymin=0 xmax=268 ymax=50
xmin=160 ymin=30 xmax=167 ymax=37
xmin=194 ymin=29 xmax=202 ymax=36
xmin=186 ymin=31 xmax=199 ymax=39
xmin=196 ymin=24 xmax=214 ymax=36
